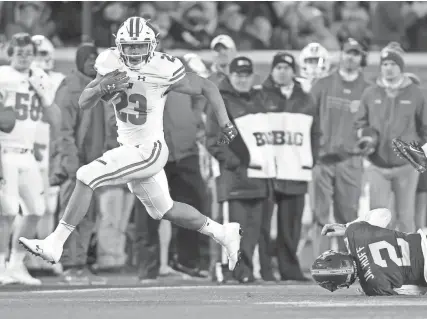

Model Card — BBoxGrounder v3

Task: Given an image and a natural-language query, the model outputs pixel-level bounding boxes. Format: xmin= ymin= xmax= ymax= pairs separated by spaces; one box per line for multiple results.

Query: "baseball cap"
xmin=210 ymin=34 xmax=236 ymax=51
xmin=272 ymin=52 xmax=296 ymax=71
xmin=229 ymin=56 xmax=253 ymax=74
xmin=342 ymin=38 xmax=364 ymax=54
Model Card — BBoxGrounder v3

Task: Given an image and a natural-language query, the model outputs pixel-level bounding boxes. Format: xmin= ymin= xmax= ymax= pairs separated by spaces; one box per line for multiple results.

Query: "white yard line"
xmin=255 ymin=300 xmax=427 ymax=307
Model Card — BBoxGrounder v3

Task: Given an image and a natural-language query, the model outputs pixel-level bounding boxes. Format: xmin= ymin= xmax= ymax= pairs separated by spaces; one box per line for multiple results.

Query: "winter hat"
xmin=380 ymin=42 xmax=404 ymax=71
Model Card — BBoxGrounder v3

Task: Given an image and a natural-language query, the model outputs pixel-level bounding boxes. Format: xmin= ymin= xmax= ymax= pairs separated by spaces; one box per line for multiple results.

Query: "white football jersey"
xmin=95 ymin=48 xmax=186 ymax=146
xmin=35 ymin=71 xmax=65 ymax=169
xmin=0 ymin=65 xmax=48 ymax=149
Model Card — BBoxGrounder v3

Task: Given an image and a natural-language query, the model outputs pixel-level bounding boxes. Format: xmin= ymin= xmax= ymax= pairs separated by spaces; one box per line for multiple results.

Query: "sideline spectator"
xmin=289 ymin=5 xmax=340 ymax=51
xmin=355 ymin=42 xmax=427 ymax=232
xmin=261 ymin=52 xmax=320 ymax=281
xmin=54 ymin=43 xmax=107 ymax=284
xmin=311 ymin=38 xmax=369 ymax=256
xmin=194 ymin=35 xmax=236 ymax=278
xmin=5 ymin=2 xmax=62 ymax=46
xmin=206 ymin=56 xmax=270 ymax=283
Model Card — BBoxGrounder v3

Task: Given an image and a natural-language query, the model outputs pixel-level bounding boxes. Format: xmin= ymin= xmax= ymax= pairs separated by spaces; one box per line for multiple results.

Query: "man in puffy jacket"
xmin=355 ymin=42 xmax=427 ymax=232
xmin=206 ymin=57 xmax=270 ymax=283
xmin=261 ymin=52 xmax=320 ymax=281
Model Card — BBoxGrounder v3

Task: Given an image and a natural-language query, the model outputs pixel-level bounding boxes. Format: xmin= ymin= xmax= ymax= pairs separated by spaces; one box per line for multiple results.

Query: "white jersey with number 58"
xmin=0 ymin=65 xmax=45 ymax=149
xmin=94 ymin=48 xmax=186 ymax=146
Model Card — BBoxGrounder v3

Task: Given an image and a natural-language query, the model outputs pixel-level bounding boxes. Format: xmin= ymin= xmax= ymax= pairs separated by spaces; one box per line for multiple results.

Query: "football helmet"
xmin=299 ymin=42 xmax=330 ymax=81
xmin=31 ymin=35 xmax=55 ymax=71
xmin=311 ymin=250 xmax=357 ymax=292
xmin=115 ymin=17 xmax=159 ymax=70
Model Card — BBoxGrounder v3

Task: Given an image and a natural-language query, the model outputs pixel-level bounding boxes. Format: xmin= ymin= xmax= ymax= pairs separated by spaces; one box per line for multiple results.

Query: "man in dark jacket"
xmin=310 ymin=39 xmax=369 ymax=257
xmin=261 ymin=52 xmax=321 ymax=281
xmin=355 ymin=42 xmax=427 ymax=232
xmin=206 ymin=56 xmax=270 ymax=283
xmin=53 ymin=43 xmax=107 ymax=285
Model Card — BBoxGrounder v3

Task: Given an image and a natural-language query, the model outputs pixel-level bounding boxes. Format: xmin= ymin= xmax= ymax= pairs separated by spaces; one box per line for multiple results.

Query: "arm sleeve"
xmin=205 ymin=102 xmax=239 ymax=164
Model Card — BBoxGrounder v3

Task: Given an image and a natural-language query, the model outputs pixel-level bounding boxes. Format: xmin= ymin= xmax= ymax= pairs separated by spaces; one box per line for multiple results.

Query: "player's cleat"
xmin=6 ymin=263 xmax=41 ymax=285
xmin=0 ymin=269 xmax=18 ymax=285
xmin=18 ymin=237 xmax=63 ymax=265
xmin=221 ymin=223 xmax=243 ymax=271
xmin=392 ymin=138 xmax=427 ymax=173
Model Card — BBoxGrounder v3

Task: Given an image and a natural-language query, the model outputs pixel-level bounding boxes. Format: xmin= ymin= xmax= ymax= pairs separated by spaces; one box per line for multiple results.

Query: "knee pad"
xmin=76 ymin=164 xmax=92 ymax=187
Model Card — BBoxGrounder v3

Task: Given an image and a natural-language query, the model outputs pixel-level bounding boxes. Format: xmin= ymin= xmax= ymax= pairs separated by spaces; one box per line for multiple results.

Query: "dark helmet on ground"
xmin=311 ymin=250 xmax=357 ymax=292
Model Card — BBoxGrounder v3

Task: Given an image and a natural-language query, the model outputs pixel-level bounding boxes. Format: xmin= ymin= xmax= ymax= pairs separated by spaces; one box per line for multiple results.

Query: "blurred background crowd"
xmin=1 ymin=1 xmax=427 ymax=287
xmin=2 ymin=1 xmax=427 ymax=51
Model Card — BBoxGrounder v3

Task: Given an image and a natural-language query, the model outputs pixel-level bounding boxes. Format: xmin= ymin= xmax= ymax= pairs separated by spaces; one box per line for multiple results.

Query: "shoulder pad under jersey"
xmin=145 ymin=52 xmax=186 ymax=85
xmin=95 ymin=48 xmax=125 ymax=76
xmin=0 ymin=65 xmax=16 ymax=78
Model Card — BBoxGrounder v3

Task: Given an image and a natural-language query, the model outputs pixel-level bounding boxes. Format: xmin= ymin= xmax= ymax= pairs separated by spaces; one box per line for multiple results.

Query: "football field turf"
xmin=1 ymin=281 xmax=427 ymax=319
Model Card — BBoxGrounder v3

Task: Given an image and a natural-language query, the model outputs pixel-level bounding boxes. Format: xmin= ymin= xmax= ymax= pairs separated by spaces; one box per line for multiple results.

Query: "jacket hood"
xmin=375 ymin=74 xmax=413 ymax=90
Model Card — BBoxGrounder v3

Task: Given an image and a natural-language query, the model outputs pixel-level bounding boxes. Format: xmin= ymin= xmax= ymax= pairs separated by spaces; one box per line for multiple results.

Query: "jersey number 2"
xmin=369 ymin=239 xmax=411 ymax=268
xmin=114 ymin=92 xmax=147 ymax=125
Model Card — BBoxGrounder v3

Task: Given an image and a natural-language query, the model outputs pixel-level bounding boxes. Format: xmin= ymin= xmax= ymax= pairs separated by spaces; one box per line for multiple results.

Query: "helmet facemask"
xmin=117 ymin=40 xmax=155 ymax=70
xmin=302 ymin=57 xmax=327 ymax=80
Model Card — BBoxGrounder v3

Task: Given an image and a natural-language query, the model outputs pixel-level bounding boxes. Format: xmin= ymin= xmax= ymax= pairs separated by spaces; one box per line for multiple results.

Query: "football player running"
xmin=19 ymin=17 xmax=242 ymax=272
xmin=312 ymin=208 xmax=427 ymax=296
xmin=0 ymin=33 xmax=61 ymax=285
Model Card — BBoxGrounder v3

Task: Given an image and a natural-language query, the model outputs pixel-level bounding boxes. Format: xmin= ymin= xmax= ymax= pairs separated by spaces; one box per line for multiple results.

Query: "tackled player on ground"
xmin=312 ymin=208 xmax=427 ymax=296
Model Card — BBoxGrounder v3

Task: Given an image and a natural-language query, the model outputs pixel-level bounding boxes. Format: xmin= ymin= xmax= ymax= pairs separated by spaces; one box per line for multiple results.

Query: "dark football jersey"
xmin=345 ymin=222 xmax=426 ymax=296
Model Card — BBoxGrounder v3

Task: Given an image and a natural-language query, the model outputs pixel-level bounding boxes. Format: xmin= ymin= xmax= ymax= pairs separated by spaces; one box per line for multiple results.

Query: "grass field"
xmin=1 ymin=277 xmax=427 ymax=319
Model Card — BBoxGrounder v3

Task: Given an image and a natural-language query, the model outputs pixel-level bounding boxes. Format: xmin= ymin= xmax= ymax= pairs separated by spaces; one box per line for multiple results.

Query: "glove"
xmin=321 ymin=223 xmax=347 ymax=237
xmin=99 ymin=70 xmax=130 ymax=97
xmin=217 ymin=122 xmax=238 ymax=145
xmin=29 ymin=68 xmax=55 ymax=107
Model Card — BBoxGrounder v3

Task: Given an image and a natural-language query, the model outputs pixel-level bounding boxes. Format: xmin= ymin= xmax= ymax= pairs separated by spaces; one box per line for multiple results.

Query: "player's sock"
xmin=198 ymin=217 xmax=226 ymax=244
xmin=8 ymin=250 xmax=26 ymax=266
xmin=49 ymin=220 xmax=75 ymax=246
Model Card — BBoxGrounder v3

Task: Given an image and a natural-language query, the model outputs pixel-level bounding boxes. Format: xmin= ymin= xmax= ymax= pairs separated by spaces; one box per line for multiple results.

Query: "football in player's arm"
xmin=78 ymin=56 xmax=237 ymax=145
xmin=312 ymin=208 xmax=427 ymax=296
